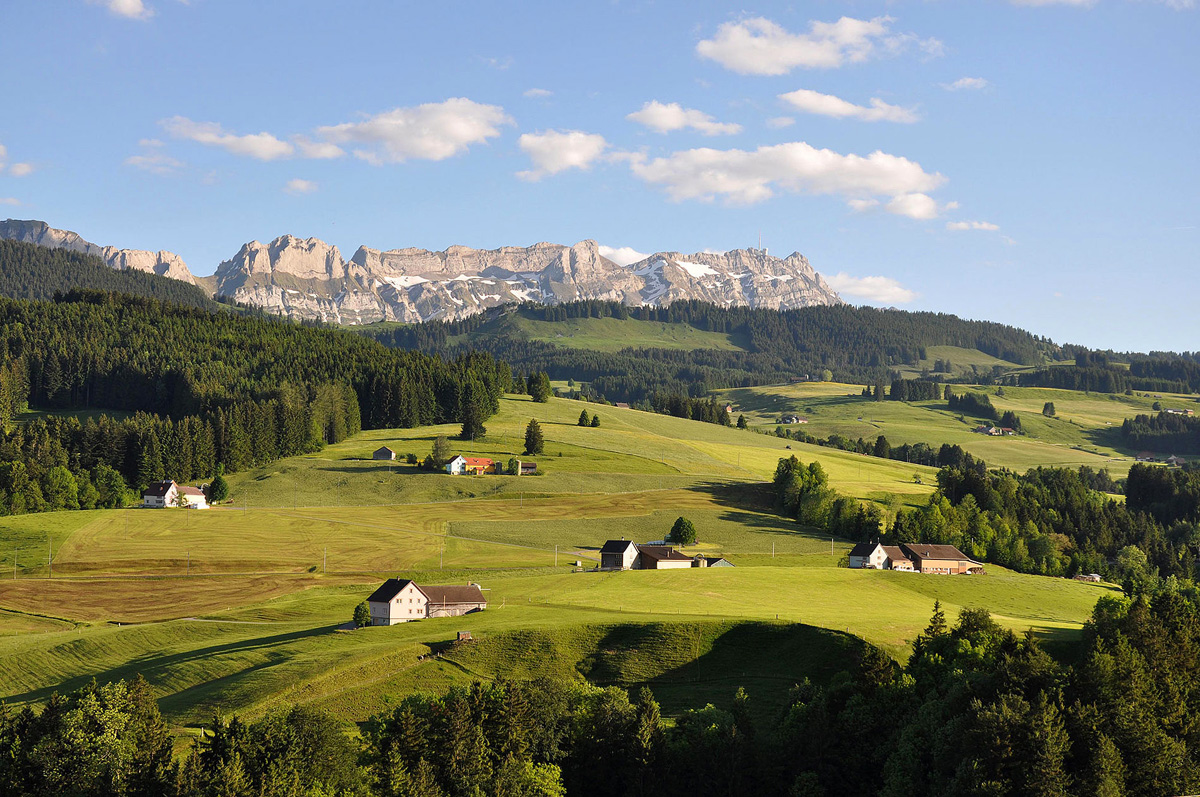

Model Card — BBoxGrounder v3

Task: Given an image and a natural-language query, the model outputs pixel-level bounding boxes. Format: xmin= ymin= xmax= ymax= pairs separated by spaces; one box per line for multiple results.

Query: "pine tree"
xmin=529 ymin=373 xmax=552 ymax=403
xmin=136 ymin=429 xmax=164 ymax=488
xmin=578 ymin=410 xmax=591 ymax=427
xmin=736 ymin=414 xmax=747 ymax=429
xmin=590 ymin=414 xmax=600 ymax=427
xmin=459 ymin=379 xmax=487 ymax=441
xmin=524 ymin=419 xmax=544 ymax=455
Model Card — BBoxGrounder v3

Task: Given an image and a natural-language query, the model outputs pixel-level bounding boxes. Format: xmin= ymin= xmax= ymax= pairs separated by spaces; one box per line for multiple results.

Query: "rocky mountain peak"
xmin=0 ymin=218 xmax=198 ymax=285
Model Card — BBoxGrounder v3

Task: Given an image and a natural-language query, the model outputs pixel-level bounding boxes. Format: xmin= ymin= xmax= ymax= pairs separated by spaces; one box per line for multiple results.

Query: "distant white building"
xmin=177 ymin=485 xmax=209 ymax=509
xmin=366 ymin=579 xmax=487 ymax=625
xmin=142 ymin=480 xmax=178 ymax=508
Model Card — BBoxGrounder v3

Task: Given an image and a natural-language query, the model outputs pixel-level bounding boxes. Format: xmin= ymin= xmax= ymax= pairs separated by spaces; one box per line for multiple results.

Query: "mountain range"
xmin=0 ymin=219 xmax=842 ymax=323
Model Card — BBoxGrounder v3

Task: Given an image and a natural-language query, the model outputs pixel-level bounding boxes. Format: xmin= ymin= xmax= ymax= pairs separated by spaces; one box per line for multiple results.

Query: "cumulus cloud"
xmin=317 ymin=98 xmax=511 ymax=164
xmin=626 ymin=141 xmax=946 ymax=207
xmin=293 ymin=137 xmax=345 ymax=159
xmin=847 ymin=198 xmax=880 ymax=212
xmin=523 ymin=88 xmax=553 ymax=98
xmin=284 ymin=178 xmax=318 ymax=195
xmin=516 ymin=129 xmax=609 ymax=181
xmin=125 ymin=152 xmax=184 ymax=175
xmin=0 ymin=143 xmax=6 ymax=169
xmin=824 ymin=273 xmax=918 ymax=304
xmin=124 ymin=138 xmax=183 ymax=175
xmin=89 ymin=0 xmax=154 ymax=19
xmin=779 ymin=88 xmax=919 ymax=123
xmin=598 ymin=245 xmax=650 ymax=266
xmin=885 ymin=193 xmax=942 ymax=220
xmin=0 ymin=197 xmax=20 ymax=206
xmin=946 ymin=220 xmax=1000 ymax=231
xmin=943 ymin=77 xmax=989 ymax=91
xmin=8 ymin=163 xmax=35 ymax=177
xmin=626 ymin=101 xmax=742 ymax=136
xmin=162 ymin=116 xmax=294 ymax=160
xmin=696 ymin=16 xmax=942 ymax=75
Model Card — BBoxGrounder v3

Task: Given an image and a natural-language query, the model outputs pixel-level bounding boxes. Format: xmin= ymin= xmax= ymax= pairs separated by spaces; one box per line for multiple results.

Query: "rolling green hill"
xmin=0 ymin=393 xmax=1119 ymax=738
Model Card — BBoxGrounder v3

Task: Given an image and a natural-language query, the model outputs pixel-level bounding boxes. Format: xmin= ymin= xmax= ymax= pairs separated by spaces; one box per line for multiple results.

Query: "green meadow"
xmin=0 ymin=393 xmax=1123 ymax=737
xmin=717 ymin=380 xmax=1195 ymax=474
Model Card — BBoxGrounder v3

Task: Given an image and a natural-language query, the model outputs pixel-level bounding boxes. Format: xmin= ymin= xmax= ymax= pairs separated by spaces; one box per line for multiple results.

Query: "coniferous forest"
xmin=0 ymin=290 xmax=509 ymax=513
xmin=364 ymin=301 xmax=1064 ymax=404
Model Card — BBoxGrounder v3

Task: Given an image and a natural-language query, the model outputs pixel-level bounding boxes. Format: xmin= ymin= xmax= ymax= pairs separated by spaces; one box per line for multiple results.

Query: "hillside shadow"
xmin=579 ymin=621 xmax=867 ymax=722
xmin=1 ymin=623 xmax=339 ymax=709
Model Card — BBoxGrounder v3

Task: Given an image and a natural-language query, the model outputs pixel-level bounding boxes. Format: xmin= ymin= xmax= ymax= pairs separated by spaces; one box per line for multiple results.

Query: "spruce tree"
xmin=590 ymin=414 xmax=600 ymax=427
xmin=524 ymin=419 xmax=544 ymax=455
xmin=578 ymin=410 xmax=591 ymax=427
xmin=669 ymin=516 xmax=696 ymax=545
xmin=459 ymin=379 xmax=487 ymax=441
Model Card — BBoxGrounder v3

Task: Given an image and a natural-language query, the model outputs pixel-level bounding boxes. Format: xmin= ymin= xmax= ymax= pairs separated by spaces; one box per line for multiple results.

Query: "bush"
xmin=353 ymin=602 xmax=371 ymax=628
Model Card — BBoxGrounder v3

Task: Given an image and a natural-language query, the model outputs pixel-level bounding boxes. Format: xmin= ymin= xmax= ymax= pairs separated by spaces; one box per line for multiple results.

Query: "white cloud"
xmin=825 ymin=273 xmax=918 ymax=304
xmin=293 ymin=137 xmax=345 ymax=159
xmin=946 ymin=220 xmax=1000 ymax=231
xmin=0 ymin=143 xmax=6 ymax=170
xmin=524 ymin=88 xmax=553 ymax=98
xmin=317 ymin=98 xmax=511 ymax=164
xmin=517 ymin=130 xmax=609 ymax=181
xmin=0 ymin=197 xmax=20 ymax=206
xmin=885 ymin=193 xmax=943 ymax=220
xmin=766 ymin=116 xmax=795 ymax=129
xmin=779 ymin=88 xmax=919 ymax=123
xmin=598 ymin=245 xmax=650 ymax=266
xmin=125 ymin=152 xmax=184 ymax=175
xmin=162 ymin=116 xmax=294 ymax=160
xmin=696 ymin=16 xmax=942 ymax=75
xmin=626 ymin=141 xmax=946 ymax=207
xmin=90 ymin=0 xmax=154 ymax=19
xmin=942 ymin=77 xmax=989 ymax=91
xmin=284 ymin=178 xmax=318 ymax=195
xmin=8 ymin=163 xmax=34 ymax=177
xmin=626 ymin=101 xmax=742 ymax=136
xmin=847 ymin=198 xmax=880 ymax=212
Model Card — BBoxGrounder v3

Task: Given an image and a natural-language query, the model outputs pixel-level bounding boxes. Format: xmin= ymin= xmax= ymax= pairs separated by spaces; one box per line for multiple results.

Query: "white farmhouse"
xmin=367 ymin=578 xmax=429 ymax=625
xmin=445 ymin=455 xmax=467 ymax=475
xmin=177 ymin=485 xmax=209 ymax=509
xmin=142 ymin=480 xmax=178 ymax=508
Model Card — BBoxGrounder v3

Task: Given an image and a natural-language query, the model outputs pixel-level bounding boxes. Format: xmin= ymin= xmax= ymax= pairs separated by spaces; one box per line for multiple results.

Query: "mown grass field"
xmin=0 ymin=392 xmax=1123 ymax=737
xmin=718 ymin=380 xmax=1197 ymax=474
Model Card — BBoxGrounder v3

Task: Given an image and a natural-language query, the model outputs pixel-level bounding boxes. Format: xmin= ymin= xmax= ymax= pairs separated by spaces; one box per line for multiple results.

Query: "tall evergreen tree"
xmin=524 ymin=419 xmax=544 ymax=456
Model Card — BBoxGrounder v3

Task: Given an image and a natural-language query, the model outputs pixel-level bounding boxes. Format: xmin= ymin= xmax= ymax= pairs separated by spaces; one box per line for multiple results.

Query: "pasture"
xmin=0 ymin=393 xmax=1123 ymax=737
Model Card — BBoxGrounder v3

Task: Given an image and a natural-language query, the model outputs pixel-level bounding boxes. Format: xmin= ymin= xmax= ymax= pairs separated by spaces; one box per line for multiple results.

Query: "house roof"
xmin=142 ymin=480 xmax=177 ymax=497
xmin=880 ymin=545 xmax=911 ymax=563
xmin=463 ymin=457 xmax=493 ymax=467
xmin=638 ymin=545 xmax=692 ymax=562
xmin=600 ymin=539 xmax=637 ymax=554
xmin=422 ymin=584 xmax=486 ymax=605
xmin=374 ymin=446 xmax=395 ymax=453
xmin=177 ymin=486 xmax=205 ymax=497
xmin=901 ymin=543 xmax=972 ymax=561
xmin=702 ymin=556 xmax=733 ymax=566
xmin=367 ymin=578 xmax=417 ymax=603
xmin=849 ymin=542 xmax=881 ymax=557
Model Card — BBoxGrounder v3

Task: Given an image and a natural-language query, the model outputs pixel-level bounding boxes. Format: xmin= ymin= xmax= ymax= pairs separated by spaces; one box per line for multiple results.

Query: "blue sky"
xmin=0 ymin=0 xmax=1196 ymax=352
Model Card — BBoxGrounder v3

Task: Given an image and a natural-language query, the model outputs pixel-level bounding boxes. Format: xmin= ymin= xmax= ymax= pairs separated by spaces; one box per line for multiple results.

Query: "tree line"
xmin=1121 ymin=411 xmax=1200 ymax=454
xmin=362 ymin=300 xmax=1064 ymax=404
xmin=0 ymin=291 xmax=508 ymax=513
xmin=0 ymin=239 xmax=218 ymax=310
xmin=10 ymin=590 xmax=1200 ymax=795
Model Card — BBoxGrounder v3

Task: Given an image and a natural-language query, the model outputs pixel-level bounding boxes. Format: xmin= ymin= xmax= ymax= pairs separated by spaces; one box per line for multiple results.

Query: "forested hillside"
xmin=0 ymin=292 xmax=509 ymax=514
xmin=0 ymin=239 xmax=217 ymax=310
xmin=365 ymin=300 xmax=1064 ymax=402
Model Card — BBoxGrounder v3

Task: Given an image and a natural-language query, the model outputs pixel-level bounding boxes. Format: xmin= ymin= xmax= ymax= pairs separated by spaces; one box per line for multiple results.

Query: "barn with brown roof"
xmin=899 ymin=543 xmax=984 ymax=575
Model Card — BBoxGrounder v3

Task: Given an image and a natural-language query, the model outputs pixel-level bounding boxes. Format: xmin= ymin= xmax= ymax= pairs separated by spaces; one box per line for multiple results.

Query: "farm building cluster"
xmin=599 ymin=540 xmax=733 ymax=571
xmin=366 ymin=579 xmax=487 ymax=625
xmin=973 ymin=425 xmax=1016 ymax=436
xmin=849 ymin=542 xmax=984 ymax=575
xmin=370 ymin=446 xmax=537 ymax=475
xmin=141 ymin=480 xmax=209 ymax=509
